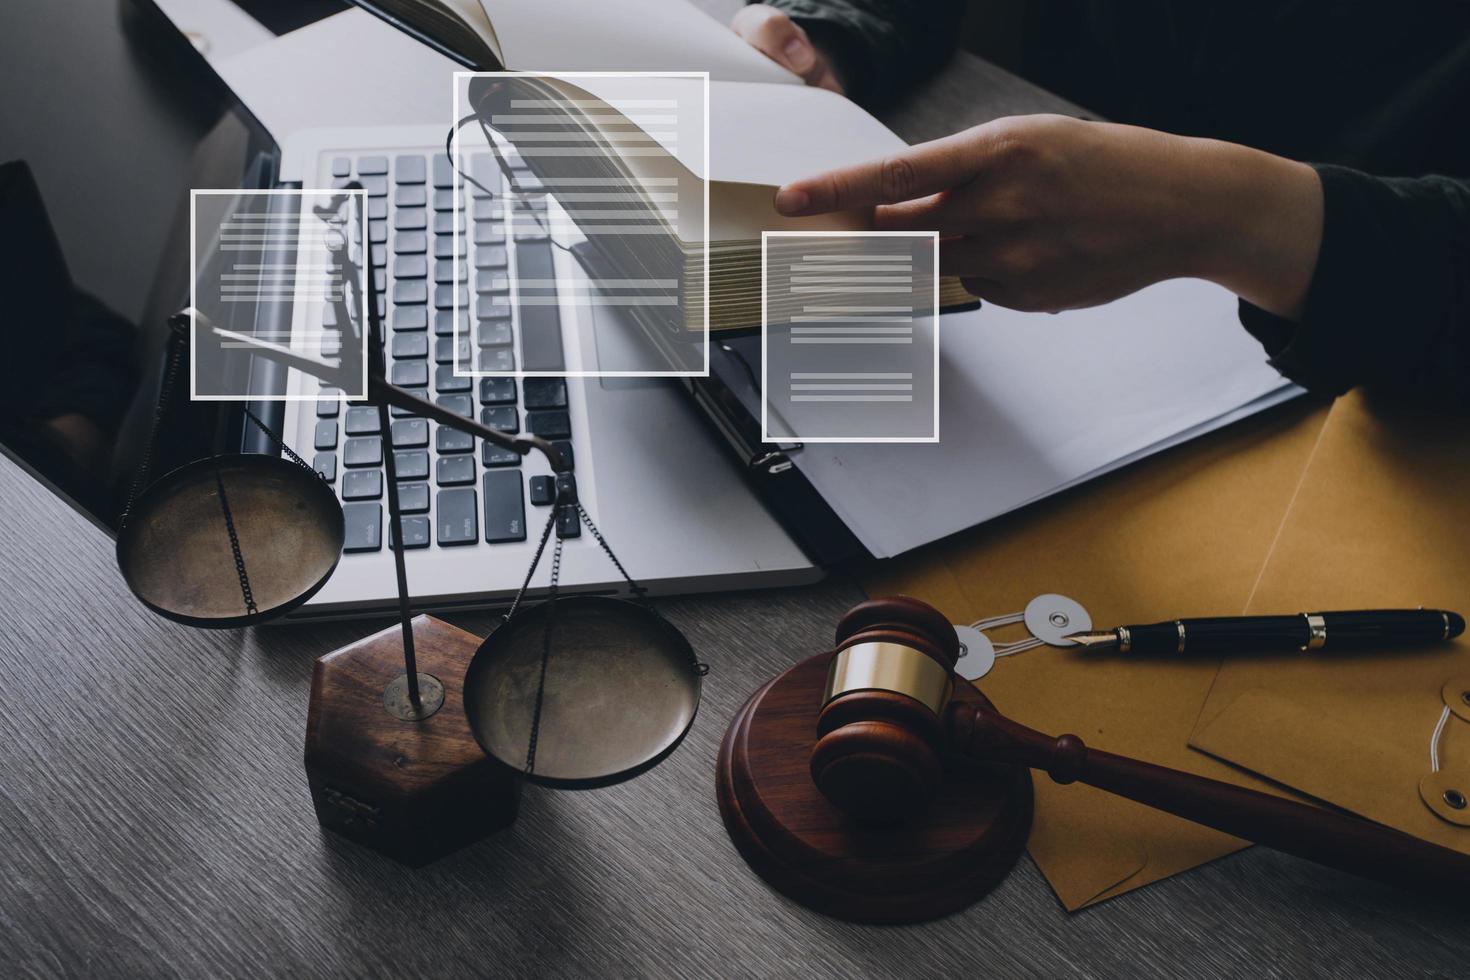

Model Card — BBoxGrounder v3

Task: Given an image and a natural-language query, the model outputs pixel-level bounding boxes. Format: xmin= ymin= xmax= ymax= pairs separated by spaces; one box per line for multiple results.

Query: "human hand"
xmin=773 ymin=114 xmax=1323 ymax=319
xmin=731 ymin=4 xmax=845 ymax=94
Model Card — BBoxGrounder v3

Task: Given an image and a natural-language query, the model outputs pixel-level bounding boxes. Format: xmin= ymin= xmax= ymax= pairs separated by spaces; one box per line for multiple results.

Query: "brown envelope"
xmin=1191 ymin=391 xmax=1470 ymax=851
xmin=862 ymin=398 xmax=1331 ymax=909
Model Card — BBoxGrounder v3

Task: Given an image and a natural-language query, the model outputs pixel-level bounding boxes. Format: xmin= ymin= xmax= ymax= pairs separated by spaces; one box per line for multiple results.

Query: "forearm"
xmin=756 ymin=0 xmax=964 ymax=105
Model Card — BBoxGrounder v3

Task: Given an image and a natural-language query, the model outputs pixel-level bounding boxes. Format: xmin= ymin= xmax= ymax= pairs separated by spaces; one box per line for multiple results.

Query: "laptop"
xmin=121 ymin=3 xmax=824 ymax=620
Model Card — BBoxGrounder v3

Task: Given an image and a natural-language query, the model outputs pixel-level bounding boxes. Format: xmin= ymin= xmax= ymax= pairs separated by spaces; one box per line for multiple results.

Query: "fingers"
xmin=774 ymin=129 xmax=983 ymax=216
xmin=731 ymin=5 xmax=819 ymax=79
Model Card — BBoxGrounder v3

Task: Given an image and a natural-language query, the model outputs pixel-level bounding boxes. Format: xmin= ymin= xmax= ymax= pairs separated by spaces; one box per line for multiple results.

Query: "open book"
xmin=351 ymin=0 xmax=976 ymax=332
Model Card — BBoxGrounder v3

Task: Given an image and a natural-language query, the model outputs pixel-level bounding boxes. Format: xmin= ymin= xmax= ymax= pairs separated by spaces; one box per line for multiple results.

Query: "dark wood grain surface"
xmin=2 ymin=2 xmax=1468 ymax=977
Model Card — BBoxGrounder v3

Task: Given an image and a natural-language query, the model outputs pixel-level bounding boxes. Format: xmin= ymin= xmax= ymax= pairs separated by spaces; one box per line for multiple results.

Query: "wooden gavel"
xmin=810 ymin=596 xmax=1470 ymax=897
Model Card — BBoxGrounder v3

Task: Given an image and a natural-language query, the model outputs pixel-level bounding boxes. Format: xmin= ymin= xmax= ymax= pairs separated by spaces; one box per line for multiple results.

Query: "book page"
xmin=481 ymin=0 xmax=799 ymax=83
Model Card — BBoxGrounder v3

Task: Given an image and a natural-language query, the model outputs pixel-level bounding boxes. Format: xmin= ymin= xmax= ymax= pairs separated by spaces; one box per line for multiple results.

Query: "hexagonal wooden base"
xmin=305 ymin=614 xmax=520 ymax=866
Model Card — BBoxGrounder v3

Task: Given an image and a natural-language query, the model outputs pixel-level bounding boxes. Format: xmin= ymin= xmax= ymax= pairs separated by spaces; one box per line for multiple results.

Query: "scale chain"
xmin=524 ymin=523 xmax=565 ymax=775
xmin=212 ymin=462 xmax=259 ymax=617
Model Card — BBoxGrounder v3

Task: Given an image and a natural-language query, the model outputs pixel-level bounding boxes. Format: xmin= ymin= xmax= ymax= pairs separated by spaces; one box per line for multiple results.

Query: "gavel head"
xmin=810 ymin=596 xmax=960 ymax=825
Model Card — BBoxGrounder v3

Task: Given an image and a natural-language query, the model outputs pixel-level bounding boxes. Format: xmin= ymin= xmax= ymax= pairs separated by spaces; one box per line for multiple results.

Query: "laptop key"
xmin=343 ymin=502 xmax=383 ymax=552
xmin=556 ymin=503 xmax=582 ymax=539
xmin=368 ymin=197 xmax=387 ymax=221
xmin=395 ymin=185 xmax=427 ymax=208
xmin=552 ymin=440 xmax=574 ymax=471
xmin=474 ymin=222 xmax=506 ymax=246
xmin=393 ymin=449 xmax=429 ymax=481
xmin=390 ymin=418 xmax=428 ymax=448
xmin=436 ymin=488 xmax=477 ymax=545
xmin=432 ymin=188 xmax=461 ymax=212
xmin=394 ymin=514 xmax=432 ymax=549
xmin=528 ymin=474 xmax=554 ymax=506
xmin=479 ymin=348 xmax=515 ymax=373
xmin=393 ymin=305 xmax=428 ymax=331
xmin=316 ymin=398 xmax=341 ymax=418
xmin=479 ymin=377 xmax=517 ymax=404
xmin=436 ymin=336 xmax=472 ymax=365
xmin=394 ymin=231 xmax=427 ymax=254
xmin=435 ymin=311 xmax=468 ymax=337
xmin=331 ymin=156 xmax=351 ymax=178
xmin=517 ymin=241 xmax=564 ymax=370
xmin=395 ymin=154 xmax=426 ymax=185
xmin=526 ymin=410 xmax=571 ymax=440
xmin=343 ymin=437 xmax=382 ymax=467
xmin=371 ymin=244 xmax=388 ymax=267
xmin=394 ymin=280 xmax=428 ymax=305
xmin=435 ymin=365 xmax=472 ymax=393
xmin=435 ymin=393 xmax=473 ymax=418
xmin=362 ymin=175 xmax=388 ymax=197
xmin=394 ymin=255 xmax=428 ymax=280
xmin=478 ymin=300 xmax=511 ymax=321
xmin=395 ymin=208 xmax=427 ymax=231
xmin=343 ymin=469 xmax=383 ymax=500
xmin=433 ymin=212 xmax=457 ymax=236
xmin=345 ymin=406 xmax=381 ymax=436
xmin=483 ymin=471 xmax=526 ymax=543
xmin=476 ymin=321 xmax=512 ymax=347
xmin=474 ymin=245 xmax=509 ymax=269
xmin=398 ymin=482 xmax=430 ymax=513
xmin=432 ymin=154 xmax=454 ymax=189
xmin=437 ymin=455 xmax=476 ymax=486
xmin=435 ymin=260 xmax=467 ymax=285
xmin=437 ymin=426 xmax=474 ymax=454
xmin=435 ymin=285 xmax=469 ymax=310
xmin=391 ymin=333 xmax=428 ymax=359
xmin=314 ymin=420 xmax=338 ymax=450
xmin=480 ymin=406 xmax=518 ymax=433
xmin=476 ymin=271 xmax=510 ymax=295
xmin=369 ymin=220 xmax=388 ymax=244
xmin=482 ymin=443 xmax=520 ymax=467
xmin=357 ymin=155 xmax=388 ymax=175
xmin=434 ymin=235 xmax=464 ymax=260
xmin=469 ymin=154 xmax=498 ymax=197
xmin=390 ymin=361 xmax=429 ymax=388
xmin=312 ymin=452 xmax=337 ymax=483
xmin=523 ymin=378 xmax=567 ymax=409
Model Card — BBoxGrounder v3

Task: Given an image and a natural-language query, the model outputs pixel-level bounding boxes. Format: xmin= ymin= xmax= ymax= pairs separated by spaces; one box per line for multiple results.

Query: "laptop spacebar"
xmin=517 ymin=239 xmax=564 ymax=371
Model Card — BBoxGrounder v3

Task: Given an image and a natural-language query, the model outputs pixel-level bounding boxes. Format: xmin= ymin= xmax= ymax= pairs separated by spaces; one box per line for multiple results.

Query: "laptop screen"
xmin=0 ymin=0 xmax=286 ymax=533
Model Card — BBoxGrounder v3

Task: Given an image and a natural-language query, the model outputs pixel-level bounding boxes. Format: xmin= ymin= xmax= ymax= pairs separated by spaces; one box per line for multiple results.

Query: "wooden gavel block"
xmin=716 ymin=596 xmax=1470 ymax=924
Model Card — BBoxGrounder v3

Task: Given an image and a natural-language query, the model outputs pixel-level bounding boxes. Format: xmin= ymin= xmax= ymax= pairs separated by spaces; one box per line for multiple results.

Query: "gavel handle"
xmin=946 ymin=701 xmax=1470 ymax=897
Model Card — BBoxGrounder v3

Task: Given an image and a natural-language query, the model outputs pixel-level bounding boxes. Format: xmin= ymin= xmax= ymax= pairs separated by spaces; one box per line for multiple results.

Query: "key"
xmin=392 ymin=449 xmax=429 ymax=481
xmin=368 ymin=220 xmax=388 ymax=244
xmin=395 ymin=185 xmax=427 ymax=208
xmin=469 ymin=154 xmax=498 ymax=196
xmin=390 ymin=418 xmax=428 ymax=448
xmin=432 ymin=188 xmax=460 ymax=212
xmin=437 ymin=454 xmax=476 ymax=486
xmin=394 ymin=208 xmax=427 ymax=231
xmin=479 ymin=377 xmax=517 ymax=404
xmin=436 ymin=336 xmax=472 ymax=365
xmin=394 ymin=254 xmax=428 ymax=280
xmin=435 ymin=365 xmax=472 ymax=393
xmin=482 ymin=443 xmax=520 ymax=468
xmin=316 ymin=398 xmax=340 ymax=418
xmin=358 ymin=155 xmax=388 ymax=175
xmin=435 ymin=260 xmax=467 ymax=285
xmin=344 ymin=406 xmax=381 ymax=436
xmin=516 ymin=240 xmax=564 ymax=370
xmin=556 ymin=503 xmax=582 ymax=539
xmin=478 ymin=301 xmax=511 ymax=321
xmin=483 ymin=471 xmax=526 ymax=543
xmin=331 ymin=156 xmax=351 ymax=177
xmin=398 ymin=482 xmax=430 ymax=514
xmin=480 ymin=406 xmax=518 ymax=433
xmin=367 ymin=197 xmax=387 ymax=221
xmin=476 ymin=320 xmax=513 ymax=347
xmin=314 ymin=419 xmax=338 ymax=450
xmin=394 ymin=154 xmax=426 ymax=184
xmin=474 ymin=222 xmax=506 ymax=247
xmin=435 ymin=393 xmax=473 ymax=418
xmin=526 ymin=410 xmax=571 ymax=440
xmin=555 ymin=472 xmax=578 ymax=504
xmin=432 ymin=154 xmax=454 ymax=189
xmin=473 ymin=199 xmax=504 ymax=222
xmin=395 ymin=514 xmax=431 ymax=549
xmin=476 ymin=271 xmax=510 ymax=295
xmin=372 ymin=268 xmax=388 ymax=295
xmin=523 ymin=378 xmax=567 ymax=410
xmin=437 ymin=426 xmax=474 ymax=454
xmin=312 ymin=452 xmax=337 ymax=483
xmin=433 ymin=212 xmax=457 ymax=236
xmin=362 ymin=175 xmax=388 ymax=197
xmin=479 ymin=348 xmax=515 ymax=373
xmin=392 ymin=305 xmax=427 ymax=331
xmin=474 ymin=245 xmax=509 ymax=269
xmin=435 ymin=284 xmax=469 ymax=310
xmin=343 ymin=469 xmax=383 ymax=500
xmin=393 ymin=231 xmax=427 ymax=254
xmin=528 ymin=474 xmax=554 ymax=506
xmin=393 ymin=280 xmax=428 ymax=305
xmin=436 ymin=488 xmax=478 ymax=546
xmin=391 ymin=333 xmax=428 ymax=359
xmin=343 ymin=501 xmax=383 ymax=552
xmin=343 ymin=437 xmax=382 ymax=467
xmin=390 ymin=361 xmax=428 ymax=387
xmin=435 ymin=311 xmax=468 ymax=337
xmin=552 ymin=440 xmax=574 ymax=471
xmin=434 ymin=235 xmax=464 ymax=260
xmin=371 ymin=244 xmax=388 ymax=268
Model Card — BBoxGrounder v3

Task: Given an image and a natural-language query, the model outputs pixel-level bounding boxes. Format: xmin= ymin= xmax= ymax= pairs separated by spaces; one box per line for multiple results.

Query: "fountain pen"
xmin=1066 ymin=609 xmax=1465 ymax=655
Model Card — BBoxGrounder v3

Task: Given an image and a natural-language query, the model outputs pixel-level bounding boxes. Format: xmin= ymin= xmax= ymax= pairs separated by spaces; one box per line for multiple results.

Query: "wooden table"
xmin=2 ymin=2 xmax=1466 ymax=976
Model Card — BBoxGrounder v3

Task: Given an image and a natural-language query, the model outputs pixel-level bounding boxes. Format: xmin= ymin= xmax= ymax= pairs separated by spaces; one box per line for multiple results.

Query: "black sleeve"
xmin=1238 ymin=165 xmax=1470 ymax=409
xmin=755 ymin=0 xmax=965 ymax=108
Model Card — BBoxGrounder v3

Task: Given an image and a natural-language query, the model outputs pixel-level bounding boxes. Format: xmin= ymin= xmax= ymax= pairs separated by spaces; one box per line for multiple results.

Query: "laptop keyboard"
xmin=308 ymin=151 xmax=579 ymax=556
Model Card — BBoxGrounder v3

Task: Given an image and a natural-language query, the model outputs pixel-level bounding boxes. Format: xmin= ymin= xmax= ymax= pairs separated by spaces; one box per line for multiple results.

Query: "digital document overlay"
xmin=450 ymin=71 xmax=709 ymax=378
xmin=761 ymin=231 xmax=940 ymax=443
xmin=190 ymin=189 xmax=368 ymax=401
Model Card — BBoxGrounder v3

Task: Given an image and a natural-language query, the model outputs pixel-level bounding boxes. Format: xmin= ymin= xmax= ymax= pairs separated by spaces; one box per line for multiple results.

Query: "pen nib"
xmin=1064 ymin=630 xmax=1119 ymax=650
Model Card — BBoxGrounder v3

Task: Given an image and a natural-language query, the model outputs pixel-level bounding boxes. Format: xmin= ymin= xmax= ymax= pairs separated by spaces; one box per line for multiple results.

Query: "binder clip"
xmin=951 ymin=593 xmax=1092 ymax=681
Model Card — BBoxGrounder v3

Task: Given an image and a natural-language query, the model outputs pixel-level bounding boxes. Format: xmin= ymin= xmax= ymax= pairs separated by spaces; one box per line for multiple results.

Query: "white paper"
xmin=481 ymin=0 xmax=799 ymax=84
xmin=785 ymin=279 xmax=1297 ymax=558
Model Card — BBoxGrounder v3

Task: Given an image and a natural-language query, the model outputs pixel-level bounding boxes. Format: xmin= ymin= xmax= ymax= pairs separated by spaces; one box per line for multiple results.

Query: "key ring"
xmin=951 ymin=593 xmax=1092 ymax=681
